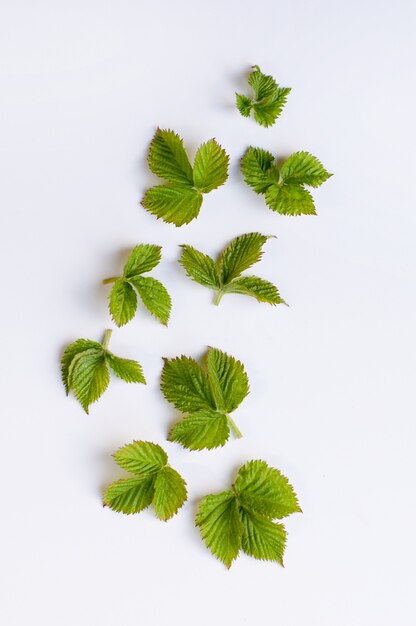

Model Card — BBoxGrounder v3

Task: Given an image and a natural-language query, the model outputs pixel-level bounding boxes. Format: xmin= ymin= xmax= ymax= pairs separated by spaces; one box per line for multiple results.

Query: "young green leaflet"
xmin=241 ymin=147 xmax=332 ymax=216
xmin=196 ymin=460 xmax=301 ymax=568
xmin=103 ymin=244 xmax=172 ymax=327
xmin=104 ymin=441 xmax=187 ymax=520
xmin=142 ymin=128 xmax=229 ymax=226
xmin=161 ymin=347 xmax=249 ymax=450
xmin=236 ymin=65 xmax=291 ymax=128
xmin=179 ymin=232 xmax=286 ymax=306
xmin=61 ymin=329 xmax=145 ymax=413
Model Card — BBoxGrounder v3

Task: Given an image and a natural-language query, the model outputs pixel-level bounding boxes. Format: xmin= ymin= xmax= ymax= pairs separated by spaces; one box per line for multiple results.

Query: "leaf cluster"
xmin=142 ymin=129 xmax=229 ymax=226
xmin=180 ymin=232 xmax=286 ymax=306
xmin=161 ymin=347 xmax=249 ymax=450
xmin=196 ymin=460 xmax=301 ymax=568
xmin=236 ymin=65 xmax=291 ymax=128
xmin=104 ymin=441 xmax=187 ymax=520
xmin=61 ymin=330 xmax=145 ymax=413
xmin=104 ymin=244 xmax=171 ymax=327
xmin=241 ymin=147 xmax=332 ymax=215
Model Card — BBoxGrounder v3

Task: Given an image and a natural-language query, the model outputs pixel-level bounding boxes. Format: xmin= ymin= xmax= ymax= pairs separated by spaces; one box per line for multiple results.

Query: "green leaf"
xmin=280 ymin=151 xmax=332 ymax=188
xmin=206 ymin=347 xmax=249 ymax=413
xmin=193 ymin=139 xmax=229 ymax=193
xmin=142 ymin=184 xmax=203 ymax=226
xmin=161 ymin=355 xmax=214 ymax=413
xmin=218 ymin=232 xmax=270 ymax=283
xmin=61 ymin=339 xmax=101 ymax=394
xmin=236 ymin=93 xmax=252 ymax=117
xmin=109 ymin=278 xmax=138 ymax=327
xmin=195 ymin=491 xmax=243 ymax=568
xmin=67 ymin=348 xmax=109 ymax=413
xmin=169 ymin=409 xmax=230 ymax=451
xmin=240 ymin=509 xmax=287 ymax=565
xmin=265 ymin=184 xmax=316 ymax=216
xmin=225 ymin=276 xmax=286 ymax=305
xmin=179 ymin=245 xmax=220 ymax=289
xmin=103 ymin=475 xmax=155 ymax=514
xmin=236 ymin=66 xmax=291 ymax=127
xmin=106 ymin=353 xmax=146 ymax=384
xmin=153 ymin=466 xmax=187 ymax=521
xmin=123 ymin=244 xmax=161 ymax=277
xmin=129 ymin=275 xmax=171 ymax=325
xmin=240 ymin=147 xmax=275 ymax=194
xmin=234 ymin=460 xmax=301 ymax=519
xmin=113 ymin=441 xmax=167 ymax=475
xmin=147 ymin=128 xmax=193 ymax=186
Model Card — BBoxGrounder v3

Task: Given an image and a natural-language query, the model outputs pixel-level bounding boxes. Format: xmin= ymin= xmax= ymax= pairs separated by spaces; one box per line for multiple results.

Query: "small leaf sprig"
xmin=236 ymin=65 xmax=291 ymax=128
xmin=161 ymin=347 xmax=249 ymax=450
xmin=180 ymin=232 xmax=286 ymax=306
xmin=241 ymin=147 xmax=332 ymax=215
xmin=104 ymin=441 xmax=187 ymax=520
xmin=142 ymin=128 xmax=229 ymax=226
xmin=103 ymin=244 xmax=172 ymax=327
xmin=61 ymin=329 xmax=146 ymax=413
xmin=196 ymin=460 xmax=301 ymax=568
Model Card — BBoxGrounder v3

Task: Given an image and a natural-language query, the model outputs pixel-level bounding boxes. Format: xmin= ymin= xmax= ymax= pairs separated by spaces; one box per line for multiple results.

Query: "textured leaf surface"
xmin=241 ymin=509 xmax=287 ymax=564
xmin=61 ymin=339 xmax=101 ymax=394
xmin=113 ymin=441 xmax=167 ymax=474
xmin=265 ymin=184 xmax=316 ymax=215
xmin=106 ymin=353 xmax=146 ymax=384
xmin=68 ymin=348 xmax=109 ymax=413
xmin=129 ymin=276 xmax=171 ymax=325
xmin=169 ymin=409 xmax=230 ymax=451
xmin=142 ymin=184 xmax=203 ymax=226
xmin=109 ymin=278 xmax=137 ymax=327
xmin=123 ymin=244 xmax=161 ymax=277
xmin=103 ymin=476 xmax=155 ymax=514
xmin=196 ymin=491 xmax=243 ymax=568
xmin=240 ymin=147 xmax=275 ymax=194
xmin=236 ymin=66 xmax=290 ymax=127
xmin=206 ymin=348 xmax=249 ymax=413
xmin=193 ymin=139 xmax=229 ymax=193
xmin=280 ymin=151 xmax=332 ymax=188
xmin=153 ymin=466 xmax=187 ymax=520
xmin=219 ymin=232 xmax=269 ymax=283
xmin=235 ymin=460 xmax=301 ymax=519
xmin=147 ymin=128 xmax=193 ymax=185
xmin=161 ymin=356 xmax=214 ymax=413
xmin=225 ymin=276 xmax=285 ymax=305
xmin=236 ymin=93 xmax=252 ymax=117
xmin=179 ymin=245 xmax=220 ymax=289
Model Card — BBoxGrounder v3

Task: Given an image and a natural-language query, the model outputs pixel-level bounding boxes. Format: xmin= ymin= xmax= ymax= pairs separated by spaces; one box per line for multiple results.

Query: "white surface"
xmin=1 ymin=1 xmax=415 ymax=624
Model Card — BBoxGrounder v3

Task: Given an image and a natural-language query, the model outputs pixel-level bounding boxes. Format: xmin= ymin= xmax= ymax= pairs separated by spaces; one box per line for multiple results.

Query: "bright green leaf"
xmin=195 ymin=491 xmax=243 ymax=568
xmin=206 ymin=347 xmax=249 ymax=413
xmin=129 ymin=275 xmax=171 ymax=325
xmin=109 ymin=278 xmax=138 ymax=327
xmin=236 ymin=66 xmax=291 ymax=127
xmin=225 ymin=276 xmax=286 ymax=305
xmin=169 ymin=409 xmax=230 ymax=451
xmin=193 ymin=139 xmax=229 ymax=193
xmin=280 ymin=151 xmax=332 ymax=188
xmin=234 ymin=460 xmax=301 ymax=519
xmin=153 ymin=466 xmax=188 ymax=521
xmin=123 ymin=244 xmax=161 ymax=277
xmin=142 ymin=184 xmax=203 ymax=226
xmin=103 ymin=475 xmax=155 ymax=514
xmin=218 ymin=232 xmax=270 ymax=283
xmin=147 ymin=128 xmax=193 ymax=186
xmin=113 ymin=441 xmax=167 ymax=475
xmin=240 ymin=147 xmax=276 ymax=194
xmin=179 ymin=245 xmax=220 ymax=289
xmin=236 ymin=93 xmax=252 ymax=117
xmin=106 ymin=353 xmax=146 ymax=384
xmin=240 ymin=508 xmax=287 ymax=565
xmin=68 ymin=348 xmax=109 ymax=413
xmin=61 ymin=339 xmax=101 ymax=394
xmin=265 ymin=184 xmax=316 ymax=215
xmin=161 ymin=355 xmax=214 ymax=413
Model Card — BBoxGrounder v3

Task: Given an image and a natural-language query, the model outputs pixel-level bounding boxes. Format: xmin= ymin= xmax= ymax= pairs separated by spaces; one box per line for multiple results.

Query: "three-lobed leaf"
xmin=241 ymin=147 xmax=332 ymax=216
xmin=62 ymin=330 xmax=146 ymax=413
xmin=104 ymin=244 xmax=172 ymax=327
xmin=162 ymin=347 xmax=249 ymax=450
xmin=196 ymin=460 xmax=300 ymax=567
xmin=236 ymin=66 xmax=291 ymax=128
xmin=142 ymin=129 xmax=229 ymax=227
xmin=104 ymin=441 xmax=187 ymax=520
xmin=179 ymin=232 xmax=285 ymax=306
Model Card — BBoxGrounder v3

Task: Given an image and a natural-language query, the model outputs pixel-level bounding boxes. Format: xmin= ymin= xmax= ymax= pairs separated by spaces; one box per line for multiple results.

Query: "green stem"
xmin=214 ymin=290 xmax=224 ymax=306
xmin=102 ymin=328 xmax=112 ymax=350
xmin=103 ymin=276 xmax=118 ymax=285
xmin=227 ymin=415 xmax=243 ymax=439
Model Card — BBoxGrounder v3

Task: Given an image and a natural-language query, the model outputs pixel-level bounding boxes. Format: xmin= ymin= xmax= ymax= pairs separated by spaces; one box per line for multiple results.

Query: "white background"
xmin=1 ymin=1 xmax=415 ymax=624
